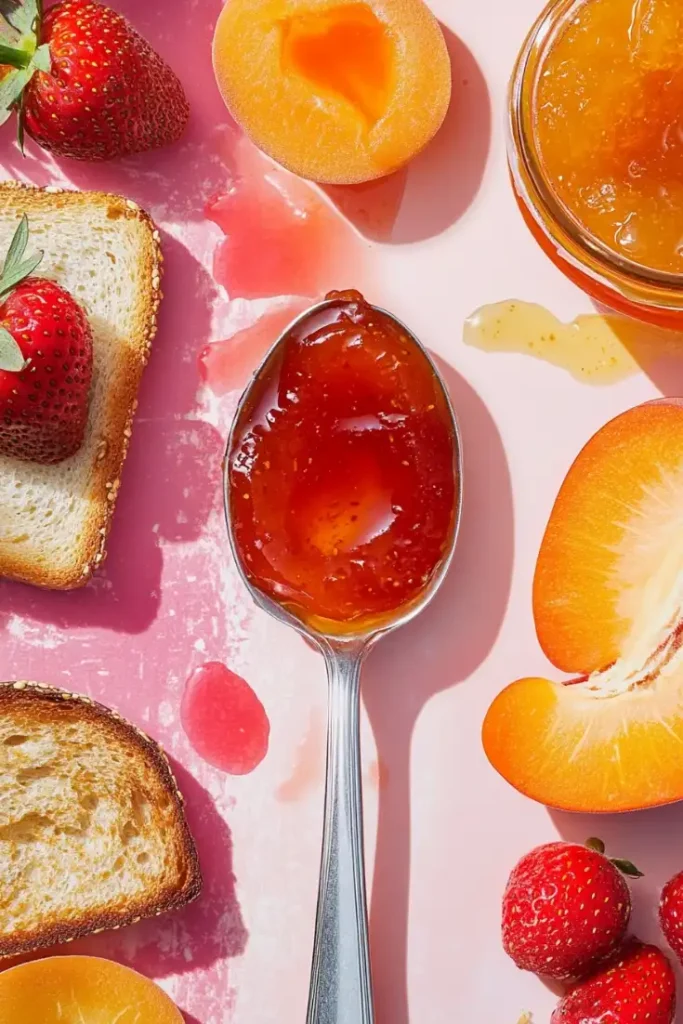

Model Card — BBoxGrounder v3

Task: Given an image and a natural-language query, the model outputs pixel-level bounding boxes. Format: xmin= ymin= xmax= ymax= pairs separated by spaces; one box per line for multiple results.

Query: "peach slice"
xmin=483 ymin=400 xmax=683 ymax=812
xmin=212 ymin=0 xmax=451 ymax=184
xmin=0 ymin=956 xmax=184 ymax=1022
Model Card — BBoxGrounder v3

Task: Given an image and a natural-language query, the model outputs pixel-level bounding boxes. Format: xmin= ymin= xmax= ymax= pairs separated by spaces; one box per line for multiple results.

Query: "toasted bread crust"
xmin=0 ymin=680 xmax=202 ymax=958
xmin=0 ymin=182 xmax=162 ymax=590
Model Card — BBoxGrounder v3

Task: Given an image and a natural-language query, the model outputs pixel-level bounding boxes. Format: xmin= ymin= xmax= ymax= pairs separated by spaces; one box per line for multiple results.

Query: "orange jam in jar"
xmin=227 ymin=291 xmax=458 ymax=634
xmin=510 ymin=0 xmax=683 ymax=324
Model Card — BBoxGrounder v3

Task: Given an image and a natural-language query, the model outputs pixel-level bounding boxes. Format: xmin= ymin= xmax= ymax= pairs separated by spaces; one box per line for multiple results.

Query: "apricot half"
xmin=483 ymin=400 xmax=683 ymax=813
xmin=0 ymin=956 xmax=183 ymax=1022
xmin=212 ymin=0 xmax=451 ymax=183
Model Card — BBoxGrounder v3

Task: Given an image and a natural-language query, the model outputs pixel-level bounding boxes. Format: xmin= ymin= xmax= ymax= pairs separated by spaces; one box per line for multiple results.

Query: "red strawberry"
xmin=502 ymin=839 xmax=640 ymax=980
xmin=0 ymin=0 xmax=189 ymax=160
xmin=659 ymin=869 xmax=683 ymax=963
xmin=551 ymin=940 xmax=676 ymax=1023
xmin=0 ymin=214 xmax=93 ymax=463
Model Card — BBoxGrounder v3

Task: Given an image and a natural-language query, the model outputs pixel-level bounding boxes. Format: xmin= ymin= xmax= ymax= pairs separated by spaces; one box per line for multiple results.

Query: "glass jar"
xmin=508 ymin=0 xmax=683 ymax=328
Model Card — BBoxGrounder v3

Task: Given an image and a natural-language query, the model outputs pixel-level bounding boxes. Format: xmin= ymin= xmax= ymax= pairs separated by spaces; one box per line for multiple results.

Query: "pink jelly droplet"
xmin=181 ymin=662 xmax=270 ymax=775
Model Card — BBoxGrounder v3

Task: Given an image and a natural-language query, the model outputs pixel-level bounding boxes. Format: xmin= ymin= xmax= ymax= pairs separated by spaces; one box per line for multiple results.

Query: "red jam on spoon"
xmin=228 ymin=290 xmax=458 ymax=631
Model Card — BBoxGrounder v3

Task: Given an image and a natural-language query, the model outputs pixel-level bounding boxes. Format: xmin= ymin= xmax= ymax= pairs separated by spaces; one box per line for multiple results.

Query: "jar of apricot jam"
xmin=509 ymin=0 xmax=683 ymax=326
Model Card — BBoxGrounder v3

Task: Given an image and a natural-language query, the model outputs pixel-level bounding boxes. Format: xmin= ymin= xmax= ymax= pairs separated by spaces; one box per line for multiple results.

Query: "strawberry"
xmin=551 ymin=940 xmax=676 ymax=1023
xmin=502 ymin=839 xmax=641 ymax=980
xmin=0 ymin=214 xmax=93 ymax=463
xmin=0 ymin=0 xmax=189 ymax=160
xmin=659 ymin=868 xmax=683 ymax=963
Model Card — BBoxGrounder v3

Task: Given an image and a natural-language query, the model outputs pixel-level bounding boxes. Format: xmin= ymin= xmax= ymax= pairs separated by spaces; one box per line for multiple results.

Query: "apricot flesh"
xmin=212 ymin=0 xmax=451 ymax=184
xmin=0 ymin=956 xmax=184 ymax=1022
xmin=534 ymin=403 xmax=683 ymax=676
xmin=483 ymin=401 xmax=683 ymax=812
xmin=281 ymin=5 xmax=393 ymax=124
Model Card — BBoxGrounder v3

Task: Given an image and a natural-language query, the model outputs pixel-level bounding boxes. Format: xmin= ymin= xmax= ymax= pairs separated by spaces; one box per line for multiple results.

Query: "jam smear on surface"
xmin=228 ymin=289 xmax=457 ymax=629
xmin=199 ymin=299 xmax=311 ymax=395
xmin=207 ymin=136 xmax=366 ymax=301
xmin=464 ymin=299 xmax=683 ymax=384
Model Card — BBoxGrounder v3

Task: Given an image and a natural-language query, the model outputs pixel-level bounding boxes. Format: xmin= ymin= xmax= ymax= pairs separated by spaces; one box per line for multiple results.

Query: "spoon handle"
xmin=306 ymin=645 xmax=374 ymax=1024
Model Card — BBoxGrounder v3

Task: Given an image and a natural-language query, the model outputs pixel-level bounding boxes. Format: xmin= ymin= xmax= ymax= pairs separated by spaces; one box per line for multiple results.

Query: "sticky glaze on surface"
xmin=464 ymin=299 xmax=683 ymax=383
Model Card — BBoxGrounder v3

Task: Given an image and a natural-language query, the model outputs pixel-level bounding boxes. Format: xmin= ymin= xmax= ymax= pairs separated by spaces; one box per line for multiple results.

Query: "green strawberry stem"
xmin=0 ymin=42 xmax=31 ymax=68
xmin=611 ymin=857 xmax=644 ymax=879
xmin=585 ymin=837 xmax=643 ymax=878
xmin=0 ymin=0 xmax=50 ymax=145
xmin=0 ymin=213 xmax=42 ymax=372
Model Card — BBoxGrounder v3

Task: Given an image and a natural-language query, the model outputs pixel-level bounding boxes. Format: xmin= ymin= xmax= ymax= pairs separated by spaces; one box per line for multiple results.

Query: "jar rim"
xmin=509 ymin=0 xmax=683 ymax=294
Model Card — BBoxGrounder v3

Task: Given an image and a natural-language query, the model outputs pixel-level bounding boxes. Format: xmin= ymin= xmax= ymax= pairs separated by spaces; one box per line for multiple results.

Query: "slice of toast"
xmin=0 ymin=680 xmax=201 ymax=958
xmin=0 ymin=181 xmax=162 ymax=589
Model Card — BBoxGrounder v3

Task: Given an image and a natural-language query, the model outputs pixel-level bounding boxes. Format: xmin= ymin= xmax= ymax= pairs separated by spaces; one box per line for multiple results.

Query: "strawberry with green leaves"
xmin=0 ymin=213 xmax=93 ymax=463
xmin=502 ymin=838 xmax=641 ymax=980
xmin=0 ymin=0 xmax=189 ymax=160
xmin=551 ymin=940 xmax=676 ymax=1024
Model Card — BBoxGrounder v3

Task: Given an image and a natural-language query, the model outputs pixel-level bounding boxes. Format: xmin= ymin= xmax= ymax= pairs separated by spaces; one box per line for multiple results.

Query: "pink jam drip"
xmin=181 ymin=661 xmax=270 ymax=775
xmin=207 ymin=137 xmax=366 ymax=300
xmin=199 ymin=298 xmax=311 ymax=395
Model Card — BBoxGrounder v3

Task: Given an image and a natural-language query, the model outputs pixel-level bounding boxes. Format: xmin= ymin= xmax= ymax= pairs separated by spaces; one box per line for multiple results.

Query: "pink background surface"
xmin=0 ymin=0 xmax=681 ymax=1021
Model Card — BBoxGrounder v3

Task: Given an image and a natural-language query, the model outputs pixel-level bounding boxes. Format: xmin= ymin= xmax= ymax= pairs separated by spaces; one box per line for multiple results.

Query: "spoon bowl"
xmin=224 ymin=294 xmax=462 ymax=1024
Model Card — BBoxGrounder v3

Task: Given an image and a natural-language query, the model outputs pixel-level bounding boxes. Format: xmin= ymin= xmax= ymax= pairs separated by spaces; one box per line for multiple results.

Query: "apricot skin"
xmin=212 ymin=0 xmax=451 ymax=184
xmin=0 ymin=956 xmax=184 ymax=1022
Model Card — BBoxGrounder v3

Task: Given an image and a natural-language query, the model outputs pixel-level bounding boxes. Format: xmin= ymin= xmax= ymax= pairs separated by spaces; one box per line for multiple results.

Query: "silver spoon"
xmin=223 ymin=297 xmax=463 ymax=1024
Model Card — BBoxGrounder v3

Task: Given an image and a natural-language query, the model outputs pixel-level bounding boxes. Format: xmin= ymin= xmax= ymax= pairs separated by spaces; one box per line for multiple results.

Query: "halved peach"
xmin=483 ymin=400 xmax=683 ymax=812
xmin=212 ymin=0 xmax=451 ymax=184
xmin=0 ymin=956 xmax=184 ymax=1022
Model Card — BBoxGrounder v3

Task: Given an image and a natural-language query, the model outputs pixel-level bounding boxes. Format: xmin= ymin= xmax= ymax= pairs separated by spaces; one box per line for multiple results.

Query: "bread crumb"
xmin=517 ymin=1014 xmax=533 ymax=1024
